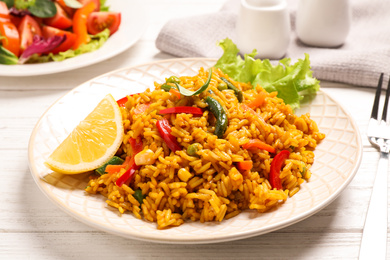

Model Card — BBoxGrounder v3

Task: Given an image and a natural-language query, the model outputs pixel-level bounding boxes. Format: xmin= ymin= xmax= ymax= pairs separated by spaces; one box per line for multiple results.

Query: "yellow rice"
xmin=85 ymin=67 xmax=325 ymax=229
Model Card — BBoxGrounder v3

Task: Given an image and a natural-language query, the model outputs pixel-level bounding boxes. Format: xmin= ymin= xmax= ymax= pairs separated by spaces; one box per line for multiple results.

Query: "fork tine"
xmin=381 ymin=75 xmax=390 ymax=121
xmin=371 ymin=73 xmax=384 ymax=119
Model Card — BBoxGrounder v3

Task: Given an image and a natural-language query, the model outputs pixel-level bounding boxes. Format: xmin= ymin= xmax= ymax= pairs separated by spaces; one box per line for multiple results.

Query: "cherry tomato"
xmin=10 ymin=15 xmax=22 ymax=27
xmin=42 ymin=25 xmax=77 ymax=54
xmin=0 ymin=1 xmax=9 ymax=22
xmin=44 ymin=2 xmax=72 ymax=29
xmin=78 ymin=0 xmax=100 ymax=11
xmin=55 ymin=0 xmax=75 ymax=17
xmin=86 ymin=12 xmax=121 ymax=35
xmin=72 ymin=1 xmax=96 ymax=49
xmin=18 ymin=15 xmax=42 ymax=53
xmin=0 ymin=21 xmax=20 ymax=56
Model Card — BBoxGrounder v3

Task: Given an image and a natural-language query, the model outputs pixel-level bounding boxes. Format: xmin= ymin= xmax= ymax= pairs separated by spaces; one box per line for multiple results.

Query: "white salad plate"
xmin=0 ymin=0 xmax=147 ymax=77
xmin=28 ymin=58 xmax=363 ymax=244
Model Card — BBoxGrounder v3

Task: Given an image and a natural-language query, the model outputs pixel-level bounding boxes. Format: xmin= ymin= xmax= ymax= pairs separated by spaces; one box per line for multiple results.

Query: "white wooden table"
xmin=0 ymin=1 xmax=387 ymax=259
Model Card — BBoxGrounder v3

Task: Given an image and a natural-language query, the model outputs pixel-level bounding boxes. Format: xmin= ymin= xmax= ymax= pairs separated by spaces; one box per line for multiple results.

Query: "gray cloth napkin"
xmin=156 ymin=0 xmax=390 ymax=87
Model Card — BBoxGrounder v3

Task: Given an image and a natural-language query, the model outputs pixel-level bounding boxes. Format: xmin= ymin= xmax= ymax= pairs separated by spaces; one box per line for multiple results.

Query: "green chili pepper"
xmin=205 ymin=96 xmax=228 ymax=138
xmin=166 ymin=76 xmax=181 ymax=84
xmin=133 ymin=189 xmax=145 ymax=205
xmin=161 ymin=83 xmax=172 ymax=92
xmin=95 ymin=156 xmax=124 ymax=176
xmin=220 ymin=77 xmax=243 ymax=102
xmin=174 ymin=68 xmax=213 ymax=97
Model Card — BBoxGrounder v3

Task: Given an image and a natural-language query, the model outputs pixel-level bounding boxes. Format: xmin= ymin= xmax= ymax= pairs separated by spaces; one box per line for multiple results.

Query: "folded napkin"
xmin=156 ymin=0 xmax=390 ymax=87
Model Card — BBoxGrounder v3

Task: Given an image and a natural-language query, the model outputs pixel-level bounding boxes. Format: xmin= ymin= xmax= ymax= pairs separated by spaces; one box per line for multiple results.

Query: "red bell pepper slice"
xmin=116 ymin=96 xmax=128 ymax=107
xmin=156 ymin=118 xmax=181 ymax=152
xmin=115 ymin=157 xmax=139 ymax=187
xmin=129 ymin=137 xmax=143 ymax=155
xmin=242 ymin=139 xmax=276 ymax=154
xmin=269 ymin=150 xmax=290 ymax=190
xmin=159 ymin=106 xmax=203 ymax=115
xmin=115 ymin=138 xmax=143 ymax=187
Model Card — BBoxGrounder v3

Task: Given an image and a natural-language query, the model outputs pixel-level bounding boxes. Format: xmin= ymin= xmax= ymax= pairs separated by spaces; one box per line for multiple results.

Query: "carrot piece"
xmin=248 ymin=92 xmax=267 ymax=109
xmin=242 ymin=139 xmax=276 ymax=153
xmin=105 ymin=164 xmax=125 ymax=174
xmin=169 ymin=88 xmax=181 ymax=99
xmin=237 ymin=161 xmax=253 ymax=171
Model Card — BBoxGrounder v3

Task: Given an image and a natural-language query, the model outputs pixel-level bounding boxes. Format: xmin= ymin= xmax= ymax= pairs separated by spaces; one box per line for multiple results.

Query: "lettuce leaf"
xmin=214 ymin=38 xmax=320 ymax=110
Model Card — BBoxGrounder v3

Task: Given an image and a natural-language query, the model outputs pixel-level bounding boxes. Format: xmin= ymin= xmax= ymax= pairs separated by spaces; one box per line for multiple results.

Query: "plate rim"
xmin=0 ymin=0 xmax=148 ymax=77
xmin=28 ymin=58 xmax=363 ymax=244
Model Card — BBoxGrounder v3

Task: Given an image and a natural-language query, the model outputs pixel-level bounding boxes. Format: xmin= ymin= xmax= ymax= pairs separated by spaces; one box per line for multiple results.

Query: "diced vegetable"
xmin=205 ymin=96 xmax=228 ymax=139
xmin=104 ymin=164 xmax=125 ymax=174
xmin=95 ymin=155 xmax=124 ymax=175
xmin=269 ymin=150 xmax=290 ymax=190
xmin=237 ymin=161 xmax=253 ymax=171
xmin=134 ymin=149 xmax=155 ymax=166
xmin=217 ymin=82 xmax=227 ymax=91
xmin=242 ymin=139 xmax=275 ymax=154
xmin=116 ymin=96 xmax=128 ymax=107
xmin=159 ymin=106 xmax=203 ymax=115
xmin=186 ymin=143 xmax=200 ymax=156
xmin=156 ymin=118 xmax=182 ymax=152
xmin=248 ymin=92 xmax=267 ymax=109
xmin=178 ymin=168 xmax=193 ymax=182
xmin=133 ymin=189 xmax=144 ymax=205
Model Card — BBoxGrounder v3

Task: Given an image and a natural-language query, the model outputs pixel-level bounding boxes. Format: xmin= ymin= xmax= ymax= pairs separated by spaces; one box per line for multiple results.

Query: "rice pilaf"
xmin=85 ymin=67 xmax=325 ymax=229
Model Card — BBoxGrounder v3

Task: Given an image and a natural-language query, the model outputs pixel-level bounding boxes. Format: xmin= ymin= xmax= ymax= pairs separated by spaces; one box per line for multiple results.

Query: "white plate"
xmin=28 ymin=58 xmax=363 ymax=244
xmin=0 ymin=0 xmax=147 ymax=77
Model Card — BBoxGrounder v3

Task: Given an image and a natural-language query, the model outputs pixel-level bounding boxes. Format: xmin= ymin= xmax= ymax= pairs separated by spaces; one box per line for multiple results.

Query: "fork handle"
xmin=359 ymin=152 xmax=388 ymax=259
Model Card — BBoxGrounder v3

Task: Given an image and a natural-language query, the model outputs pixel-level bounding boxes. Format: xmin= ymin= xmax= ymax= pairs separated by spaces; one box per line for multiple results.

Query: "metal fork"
xmin=359 ymin=73 xmax=390 ymax=259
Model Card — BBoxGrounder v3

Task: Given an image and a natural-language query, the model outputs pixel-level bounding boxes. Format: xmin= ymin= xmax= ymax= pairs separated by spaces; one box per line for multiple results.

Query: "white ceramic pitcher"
xmin=236 ymin=0 xmax=291 ymax=59
xmin=296 ymin=0 xmax=351 ymax=47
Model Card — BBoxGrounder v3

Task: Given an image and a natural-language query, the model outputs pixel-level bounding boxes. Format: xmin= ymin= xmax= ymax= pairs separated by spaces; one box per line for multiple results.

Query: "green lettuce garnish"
xmin=27 ymin=29 xmax=110 ymax=63
xmin=214 ymin=38 xmax=320 ymax=110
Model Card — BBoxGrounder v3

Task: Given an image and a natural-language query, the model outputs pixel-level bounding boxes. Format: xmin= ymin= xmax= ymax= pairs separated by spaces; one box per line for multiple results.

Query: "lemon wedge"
xmin=45 ymin=94 xmax=124 ymax=174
